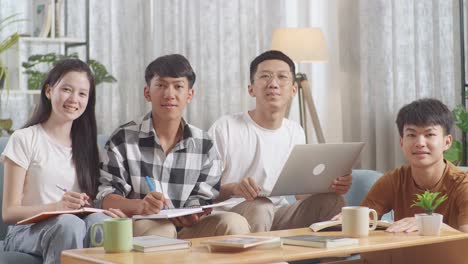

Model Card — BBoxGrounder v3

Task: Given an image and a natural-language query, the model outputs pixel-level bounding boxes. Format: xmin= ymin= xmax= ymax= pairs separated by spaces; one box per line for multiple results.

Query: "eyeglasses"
xmin=255 ymin=71 xmax=293 ymax=86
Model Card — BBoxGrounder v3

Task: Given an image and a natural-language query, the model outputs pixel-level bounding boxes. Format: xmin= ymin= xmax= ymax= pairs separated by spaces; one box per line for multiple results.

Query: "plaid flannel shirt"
xmin=97 ymin=112 xmax=222 ymax=208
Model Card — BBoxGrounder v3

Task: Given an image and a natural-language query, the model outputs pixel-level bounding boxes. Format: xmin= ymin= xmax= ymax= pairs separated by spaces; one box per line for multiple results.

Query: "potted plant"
xmin=22 ymin=52 xmax=117 ymax=90
xmin=411 ymin=190 xmax=447 ymax=236
xmin=0 ymin=14 xmax=25 ymax=136
xmin=0 ymin=14 xmax=24 ymax=91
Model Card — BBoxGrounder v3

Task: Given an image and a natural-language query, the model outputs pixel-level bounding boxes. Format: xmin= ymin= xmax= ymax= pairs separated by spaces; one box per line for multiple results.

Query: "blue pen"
xmin=145 ymin=176 xmax=170 ymax=209
xmin=145 ymin=176 xmax=156 ymax=191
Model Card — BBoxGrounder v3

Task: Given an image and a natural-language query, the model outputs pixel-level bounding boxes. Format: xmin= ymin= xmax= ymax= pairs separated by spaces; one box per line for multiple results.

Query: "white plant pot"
xmin=415 ymin=213 xmax=443 ymax=236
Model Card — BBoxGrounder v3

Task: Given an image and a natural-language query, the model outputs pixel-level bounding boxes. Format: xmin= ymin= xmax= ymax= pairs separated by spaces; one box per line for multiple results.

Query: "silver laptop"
xmin=263 ymin=142 xmax=365 ymax=197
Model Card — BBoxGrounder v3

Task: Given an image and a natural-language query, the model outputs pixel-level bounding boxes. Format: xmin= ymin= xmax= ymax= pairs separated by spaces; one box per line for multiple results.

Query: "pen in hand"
xmin=55 ymin=184 xmax=67 ymax=192
xmin=56 ymin=184 xmax=91 ymax=207
xmin=145 ymin=176 xmax=172 ymax=209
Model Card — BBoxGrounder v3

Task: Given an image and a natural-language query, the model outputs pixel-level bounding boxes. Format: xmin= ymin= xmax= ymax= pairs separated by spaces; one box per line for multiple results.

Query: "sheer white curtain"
xmin=88 ymin=0 xmax=154 ymax=133
xmin=151 ymin=0 xmax=286 ymax=129
xmin=336 ymin=0 xmax=461 ymax=172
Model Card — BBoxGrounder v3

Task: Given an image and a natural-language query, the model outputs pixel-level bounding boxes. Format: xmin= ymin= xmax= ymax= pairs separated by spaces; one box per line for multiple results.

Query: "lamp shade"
xmin=271 ymin=28 xmax=328 ymax=63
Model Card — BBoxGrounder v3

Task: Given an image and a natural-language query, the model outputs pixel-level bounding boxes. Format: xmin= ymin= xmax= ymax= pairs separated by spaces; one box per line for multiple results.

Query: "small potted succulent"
xmin=411 ymin=190 xmax=447 ymax=236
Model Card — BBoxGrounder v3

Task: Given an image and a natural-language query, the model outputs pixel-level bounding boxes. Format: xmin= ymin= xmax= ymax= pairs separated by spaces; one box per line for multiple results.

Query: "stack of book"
xmin=201 ymin=235 xmax=281 ymax=252
xmin=281 ymin=235 xmax=358 ymax=248
xmin=133 ymin=235 xmax=191 ymax=253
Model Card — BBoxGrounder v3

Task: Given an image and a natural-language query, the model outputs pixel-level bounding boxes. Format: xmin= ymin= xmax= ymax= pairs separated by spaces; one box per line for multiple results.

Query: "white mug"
xmin=342 ymin=206 xmax=378 ymax=238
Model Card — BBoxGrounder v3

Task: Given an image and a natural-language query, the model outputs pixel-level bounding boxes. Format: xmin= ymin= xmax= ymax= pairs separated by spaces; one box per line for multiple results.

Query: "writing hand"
xmin=58 ymin=191 xmax=91 ymax=210
xmin=233 ymin=177 xmax=261 ymax=200
xmin=330 ymin=174 xmax=352 ymax=195
xmin=141 ymin=192 xmax=167 ymax=215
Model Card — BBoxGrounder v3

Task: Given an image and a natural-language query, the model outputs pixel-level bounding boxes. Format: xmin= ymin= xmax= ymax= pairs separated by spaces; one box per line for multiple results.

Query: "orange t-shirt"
xmin=361 ymin=161 xmax=468 ymax=229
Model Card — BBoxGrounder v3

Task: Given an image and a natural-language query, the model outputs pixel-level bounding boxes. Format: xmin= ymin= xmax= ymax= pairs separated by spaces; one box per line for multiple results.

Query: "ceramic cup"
xmin=90 ymin=218 xmax=133 ymax=253
xmin=342 ymin=206 xmax=378 ymax=237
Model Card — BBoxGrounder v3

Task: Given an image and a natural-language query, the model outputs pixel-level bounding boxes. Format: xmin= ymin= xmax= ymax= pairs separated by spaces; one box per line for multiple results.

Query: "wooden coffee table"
xmin=61 ymin=228 xmax=468 ymax=264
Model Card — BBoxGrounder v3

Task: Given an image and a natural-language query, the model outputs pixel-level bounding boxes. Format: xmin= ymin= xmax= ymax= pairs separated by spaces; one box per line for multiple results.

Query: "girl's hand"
xmin=57 ymin=191 xmax=91 ymax=210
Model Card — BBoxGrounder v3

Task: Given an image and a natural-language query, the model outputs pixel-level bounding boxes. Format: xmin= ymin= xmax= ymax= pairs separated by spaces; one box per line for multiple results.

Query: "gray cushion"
xmin=345 ymin=169 xmax=383 ymax=206
xmin=0 ymin=137 xmax=8 ymax=240
xmin=0 ymin=251 xmax=42 ymax=264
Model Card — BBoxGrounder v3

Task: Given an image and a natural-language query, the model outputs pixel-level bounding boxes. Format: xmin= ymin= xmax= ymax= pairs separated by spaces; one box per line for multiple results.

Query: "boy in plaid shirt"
xmin=97 ymin=54 xmax=249 ymax=238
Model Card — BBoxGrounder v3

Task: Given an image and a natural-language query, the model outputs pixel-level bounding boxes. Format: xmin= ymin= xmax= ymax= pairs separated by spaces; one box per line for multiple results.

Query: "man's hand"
xmin=141 ymin=192 xmax=170 ymax=215
xmin=331 ymin=174 xmax=352 ymax=195
xmin=331 ymin=213 xmax=342 ymax=221
xmin=232 ymin=177 xmax=261 ymax=200
xmin=170 ymin=210 xmax=211 ymax=228
xmin=385 ymin=217 xmax=418 ymax=233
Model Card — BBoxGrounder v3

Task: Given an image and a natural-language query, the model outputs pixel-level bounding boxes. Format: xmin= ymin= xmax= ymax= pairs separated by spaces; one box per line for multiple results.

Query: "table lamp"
xmin=271 ymin=27 xmax=328 ymax=143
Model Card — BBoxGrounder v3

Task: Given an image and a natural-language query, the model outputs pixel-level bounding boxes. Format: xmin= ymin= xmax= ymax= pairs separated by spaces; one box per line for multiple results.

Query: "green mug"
xmin=90 ymin=218 xmax=133 ymax=253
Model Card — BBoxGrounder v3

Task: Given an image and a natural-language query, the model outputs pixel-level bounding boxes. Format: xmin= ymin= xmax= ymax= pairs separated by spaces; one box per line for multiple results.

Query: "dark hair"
xmin=24 ymin=59 xmax=100 ymax=199
xmin=249 ymin=50 xmax=296 ymax=84
xmin=144 ymin=54 xmax=196 ymax=88
xmin=396 ymin=98 xmax=453 ymax=137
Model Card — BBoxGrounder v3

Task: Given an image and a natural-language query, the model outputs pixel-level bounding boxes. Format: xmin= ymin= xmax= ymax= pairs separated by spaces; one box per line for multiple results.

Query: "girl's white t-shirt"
xmin=1 ymin=124 xmax=80 ymax=206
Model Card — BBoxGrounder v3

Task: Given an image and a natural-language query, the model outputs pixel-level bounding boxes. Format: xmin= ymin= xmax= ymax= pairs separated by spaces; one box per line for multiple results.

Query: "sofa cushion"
xmin=0 ymin=137 xmax=7 ymax=240
xmin=346 ymin=169 xmax=393 ymax=221
xmin=0 ymin=251 xmax=42 ymax=264
xmin=345 ymin=169 xmax=383 ymax=206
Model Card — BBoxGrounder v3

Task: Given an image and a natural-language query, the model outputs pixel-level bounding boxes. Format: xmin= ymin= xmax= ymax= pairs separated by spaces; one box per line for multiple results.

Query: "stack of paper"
xmin=132 ymin=200 xmax=238 ymax=220
xmin=133 ymin=208 xmax=203 ymax=220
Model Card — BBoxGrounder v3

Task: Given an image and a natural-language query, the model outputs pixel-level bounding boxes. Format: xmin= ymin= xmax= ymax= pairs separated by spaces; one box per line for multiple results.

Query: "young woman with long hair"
xmin=1 ymin=59 xmax=115 ymax=264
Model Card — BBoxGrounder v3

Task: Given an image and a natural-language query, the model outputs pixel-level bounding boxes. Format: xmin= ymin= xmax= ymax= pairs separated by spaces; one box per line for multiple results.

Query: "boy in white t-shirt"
xmin=209 ymin=50 xmax=352 ymax=232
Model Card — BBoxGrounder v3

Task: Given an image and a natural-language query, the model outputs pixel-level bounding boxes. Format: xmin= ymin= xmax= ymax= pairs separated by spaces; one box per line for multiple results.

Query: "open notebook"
xmin=17 ymin=207 xmax=104 ymax=225
xmin=132 ymin=200 xmax=237 ymax=220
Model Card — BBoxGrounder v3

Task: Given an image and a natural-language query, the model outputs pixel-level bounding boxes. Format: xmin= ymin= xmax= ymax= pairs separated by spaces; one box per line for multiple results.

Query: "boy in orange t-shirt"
xmin=347 ymin=98 xmax=468 ymax=233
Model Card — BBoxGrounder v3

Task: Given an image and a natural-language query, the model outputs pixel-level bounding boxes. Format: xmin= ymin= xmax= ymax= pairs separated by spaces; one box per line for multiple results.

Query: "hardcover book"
xmin=133 ymin=235 xmax=191 ymax=253
xmin=32 ymin=0 xmax=53 ymax=37
xmin=201 ymin=235 xmax=281 ymax=251
xmin=281 ymin=235 xmax=358 ymax=248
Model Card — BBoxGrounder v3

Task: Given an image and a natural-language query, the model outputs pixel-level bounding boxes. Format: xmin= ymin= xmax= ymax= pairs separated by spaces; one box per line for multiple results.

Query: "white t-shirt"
xmin=208 ymin=112 xmax=305 ymax=208
xmin=1 ymin=124 xmax=81 ymax=206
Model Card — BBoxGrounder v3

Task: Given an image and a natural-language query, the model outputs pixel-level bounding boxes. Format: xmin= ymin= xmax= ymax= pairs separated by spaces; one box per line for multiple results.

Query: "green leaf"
xmin=0 ymin=33 xmax=19 ymax=54
xmin=444 ymin=140 xmax=462 ymax=165
xmin=453 ymin=105 xmax=468 ymax=133
xmin=0 ymin=118 xmax=13 ymax=136
xmin=22 ymin=53 xmax=117 ymax=90
xmin=411 ymin=190 xmax=447 ymax=214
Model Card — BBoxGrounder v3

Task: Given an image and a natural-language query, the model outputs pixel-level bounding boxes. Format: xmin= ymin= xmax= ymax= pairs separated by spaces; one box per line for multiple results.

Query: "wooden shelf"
xmin=2 ymin=90 xmax=41 ymax=95
xmin=19 ymin=36 xmax=86 ymax=45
